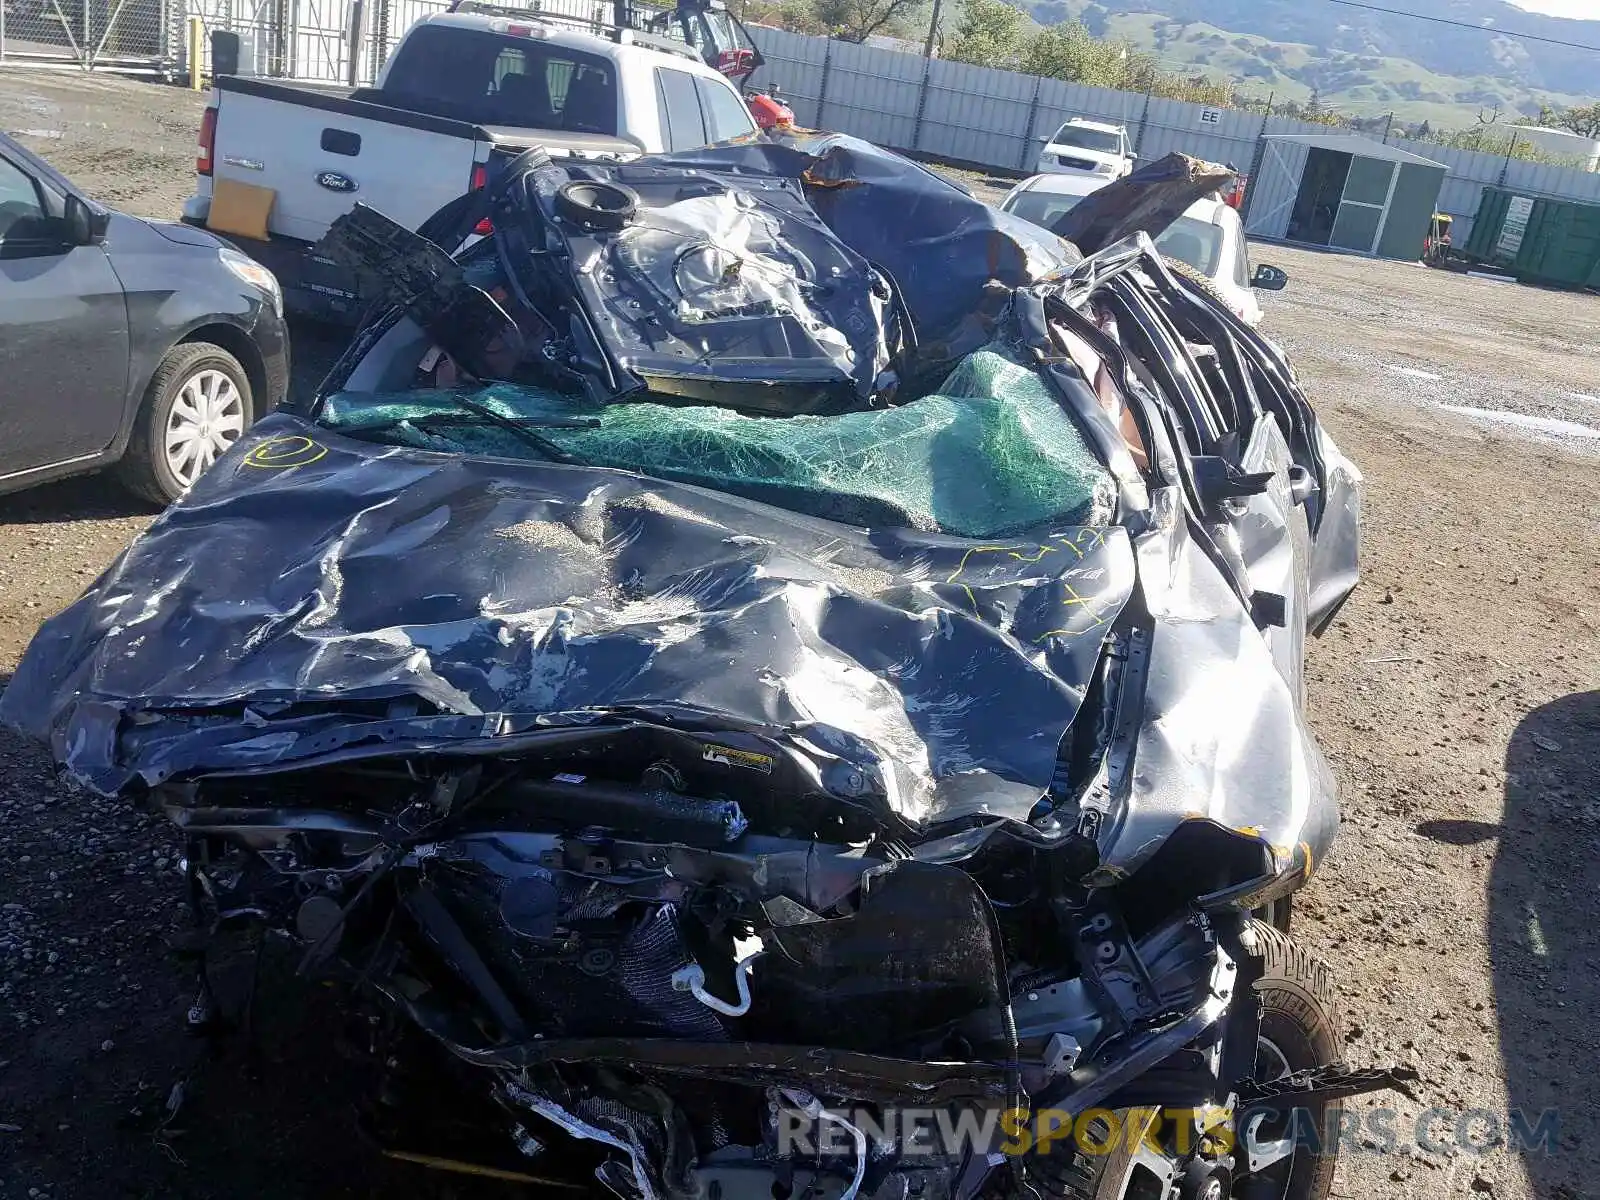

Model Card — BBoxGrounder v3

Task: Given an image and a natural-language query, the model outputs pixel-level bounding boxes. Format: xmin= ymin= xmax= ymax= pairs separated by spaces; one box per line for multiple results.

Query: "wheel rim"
xmin=1098 ymin=1036 xmax=1298 ymax=1200
xmin=165 ymin=368 xmax=245 ymax=489
xmin=1254 ymin=1035 xmax=1292 ymax=1082
xmin=1244 ymin=1034 xmax=1296 ymax=1200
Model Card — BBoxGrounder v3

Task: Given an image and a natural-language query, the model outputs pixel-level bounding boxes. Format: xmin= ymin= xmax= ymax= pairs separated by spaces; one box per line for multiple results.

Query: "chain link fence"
xmin=0 ymin=0 xmax=619 ymax=80
xmin=0 ymin=0 xmax=444 ymax=80
xmin=0 ymin=0 xmax=175 ymax=71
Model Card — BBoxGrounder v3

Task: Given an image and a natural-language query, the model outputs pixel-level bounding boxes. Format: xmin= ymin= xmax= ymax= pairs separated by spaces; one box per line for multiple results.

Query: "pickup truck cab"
xmin=182 ymin=5 xmax=760 ymax=322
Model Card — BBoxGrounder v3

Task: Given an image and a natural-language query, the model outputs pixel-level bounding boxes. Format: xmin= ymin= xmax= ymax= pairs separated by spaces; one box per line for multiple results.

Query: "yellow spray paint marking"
xmin=241 ymin=435 xmax=328 ymax=470
xmin=1007 ymin=546 xmax=1058 ymax=565
xmin=943 ymin=545 xmax=1010 ymax=614
xmin=944 ymin=536 xmax=1112 ymax=631
xmin=1031 ymin=583 xmax=1110 ymax=643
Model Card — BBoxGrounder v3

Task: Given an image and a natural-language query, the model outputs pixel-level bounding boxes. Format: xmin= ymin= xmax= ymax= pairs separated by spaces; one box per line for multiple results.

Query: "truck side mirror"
xmin=211 ymin=29 xmax=241 ymax=76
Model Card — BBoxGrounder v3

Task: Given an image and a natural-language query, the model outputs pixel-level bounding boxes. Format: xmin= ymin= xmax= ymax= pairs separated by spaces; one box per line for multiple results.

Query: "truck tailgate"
xmin=211 ymin=77 xmax=491 ymax=242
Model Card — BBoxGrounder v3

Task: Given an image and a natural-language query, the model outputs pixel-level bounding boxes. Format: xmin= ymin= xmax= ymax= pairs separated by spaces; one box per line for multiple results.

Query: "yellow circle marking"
xmin=242 ymin=435 xmax=329 ymax=470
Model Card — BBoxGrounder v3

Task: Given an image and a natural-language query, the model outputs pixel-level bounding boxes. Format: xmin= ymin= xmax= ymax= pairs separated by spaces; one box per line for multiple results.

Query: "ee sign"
xmin=1199 ymin=108 xmax=1222 ymax=126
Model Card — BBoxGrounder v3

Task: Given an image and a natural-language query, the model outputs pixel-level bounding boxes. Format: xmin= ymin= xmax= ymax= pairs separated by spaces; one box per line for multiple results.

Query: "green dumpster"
xmin=1465 ymin=187 xmax=1600 ymax=288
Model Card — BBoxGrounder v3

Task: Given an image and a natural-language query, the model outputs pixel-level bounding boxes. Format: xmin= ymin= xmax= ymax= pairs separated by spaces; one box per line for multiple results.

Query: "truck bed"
xmin=207 ymin=75 xmax=496 ymax=244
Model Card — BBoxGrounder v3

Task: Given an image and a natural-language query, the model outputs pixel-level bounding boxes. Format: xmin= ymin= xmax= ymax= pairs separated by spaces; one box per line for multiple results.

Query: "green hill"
xmin=1022 ymin=0 xmax=1599 ymax=126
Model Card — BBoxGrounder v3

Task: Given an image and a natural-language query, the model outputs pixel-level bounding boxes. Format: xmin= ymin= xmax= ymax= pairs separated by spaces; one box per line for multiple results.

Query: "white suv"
xmin=1034 ymin=118 xmax=1133 ymax=179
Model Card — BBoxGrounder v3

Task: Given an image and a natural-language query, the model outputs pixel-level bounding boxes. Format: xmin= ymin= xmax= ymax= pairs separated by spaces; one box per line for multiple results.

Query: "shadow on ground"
xmin=288 ymin=320 xmax=350 ymax=402
xmin=0 ymin=705 xmax=519 ymax=1198
xmin=0 ymin=475 xmax=154 ymax=525
xmin=1420 ymin=690 xmax=1598 ymax=1198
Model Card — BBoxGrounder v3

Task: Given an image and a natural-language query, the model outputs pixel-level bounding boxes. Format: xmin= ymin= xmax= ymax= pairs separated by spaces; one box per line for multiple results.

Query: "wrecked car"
xmin=1 ymin=140 xmax=1399 ymax=1200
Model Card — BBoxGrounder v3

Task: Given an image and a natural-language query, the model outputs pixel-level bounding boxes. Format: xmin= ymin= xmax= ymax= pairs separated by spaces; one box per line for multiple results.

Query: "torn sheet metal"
xmin=0 ymin=414 xmax=1135 ymax=824
xmin=1052 ymin=152 xmax=1236 ymax=254
xmin=483 ymin=134 xmax=1073 ymax=405
xmin=509 ymin=153 xmax=899 ymax=412
xmin=1104 ymin=487 xmax=1342 ymax=879
xmin=784 ymin=133 xmax=1074 ymax=372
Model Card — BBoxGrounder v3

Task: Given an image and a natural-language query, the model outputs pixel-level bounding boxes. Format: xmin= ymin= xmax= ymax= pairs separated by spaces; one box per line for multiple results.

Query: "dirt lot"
xmin=3 ymin=70 xmax=1598 ymax=1200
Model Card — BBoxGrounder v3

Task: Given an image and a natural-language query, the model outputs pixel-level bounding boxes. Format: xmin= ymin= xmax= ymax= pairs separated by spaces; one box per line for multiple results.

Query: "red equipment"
xmin=716 ymin=46 xmax=758 ymax=79
xmin=746 ymin=90 xmax=794 ymax=131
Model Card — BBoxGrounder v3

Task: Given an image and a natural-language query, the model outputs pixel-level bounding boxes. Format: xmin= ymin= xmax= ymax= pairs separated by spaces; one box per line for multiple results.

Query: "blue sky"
xmin=1508 ymin=0 xmax=1597 ymax=19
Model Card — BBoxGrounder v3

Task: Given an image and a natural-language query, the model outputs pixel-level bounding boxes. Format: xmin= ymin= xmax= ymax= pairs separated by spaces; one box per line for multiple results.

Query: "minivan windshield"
xmin=1051 ymin=124 xmax=1123 ymax=153
xmin=378 ymin=27 xmax=618 ymax=134
xmin=1153 ymin=215 xmax=1224 ymax=276
xmin=1005 ymin=189 xmax=1095 ymax=231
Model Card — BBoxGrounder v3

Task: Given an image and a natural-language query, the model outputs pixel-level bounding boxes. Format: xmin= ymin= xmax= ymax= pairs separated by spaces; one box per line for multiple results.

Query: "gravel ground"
xmin=2 ymin=69 xmax=1598 ymax=1200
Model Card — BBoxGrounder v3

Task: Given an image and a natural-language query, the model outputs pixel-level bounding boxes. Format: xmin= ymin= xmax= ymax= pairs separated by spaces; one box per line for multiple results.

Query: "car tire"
xmin=117 ymin=341 xmax=254 ymax=507
xmin=1245 ymin=919 xmax=1344 ymax=1200
xmin=1024 ymin=920 xmax=1342 ymax=1200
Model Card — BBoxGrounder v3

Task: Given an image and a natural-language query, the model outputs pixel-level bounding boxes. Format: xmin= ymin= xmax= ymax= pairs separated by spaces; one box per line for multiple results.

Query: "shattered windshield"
xmin=317 ymin=344 xmax=1116 ymax=539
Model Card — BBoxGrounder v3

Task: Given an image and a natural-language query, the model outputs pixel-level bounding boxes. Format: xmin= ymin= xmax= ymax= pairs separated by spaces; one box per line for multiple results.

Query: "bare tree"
xmin=1471 ymin=104 xmax=1502 ymax=151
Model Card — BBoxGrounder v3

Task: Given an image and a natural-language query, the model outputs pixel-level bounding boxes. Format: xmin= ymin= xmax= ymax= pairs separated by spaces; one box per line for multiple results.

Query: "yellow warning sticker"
xmin=702 ymin=744 xmax=774 ymax=774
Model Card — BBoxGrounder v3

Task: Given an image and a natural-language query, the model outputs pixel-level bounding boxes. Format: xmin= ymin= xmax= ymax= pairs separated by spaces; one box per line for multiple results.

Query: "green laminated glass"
xmin=319 ymin=345 xmax=1116 ymax=538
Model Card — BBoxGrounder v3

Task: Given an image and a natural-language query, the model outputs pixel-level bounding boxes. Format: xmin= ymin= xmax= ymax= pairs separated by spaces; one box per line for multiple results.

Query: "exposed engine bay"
xmin=168 ymin=749 xmax=1267 ymax=1200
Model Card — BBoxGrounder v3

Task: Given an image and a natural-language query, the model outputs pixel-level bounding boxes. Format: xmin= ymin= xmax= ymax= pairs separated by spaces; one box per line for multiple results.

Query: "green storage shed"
xmin=1243 ymin=134 xmax=1448 ymax=260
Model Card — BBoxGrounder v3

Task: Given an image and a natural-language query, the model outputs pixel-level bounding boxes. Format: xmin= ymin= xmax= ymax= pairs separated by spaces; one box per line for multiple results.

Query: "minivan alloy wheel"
xmin=165 ymin=368 xmax=246 ymax=488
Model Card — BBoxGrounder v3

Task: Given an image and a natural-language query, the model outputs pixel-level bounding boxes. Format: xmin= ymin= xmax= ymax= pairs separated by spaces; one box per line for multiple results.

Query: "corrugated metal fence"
xmin=751 ymin=25 xmax=1600 ymax=246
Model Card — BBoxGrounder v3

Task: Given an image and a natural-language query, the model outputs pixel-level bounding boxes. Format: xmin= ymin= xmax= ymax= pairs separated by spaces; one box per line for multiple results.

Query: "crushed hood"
xmin=1 ymin=415 xmax=1135 ymax=826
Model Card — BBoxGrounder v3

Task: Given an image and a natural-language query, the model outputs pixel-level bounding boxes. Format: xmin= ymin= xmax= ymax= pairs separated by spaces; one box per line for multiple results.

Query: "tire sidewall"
xmin=144 ymin=346 xmax=254 ymax=504
xmin=1255 ymin=968 xmax=1342 ymax=1200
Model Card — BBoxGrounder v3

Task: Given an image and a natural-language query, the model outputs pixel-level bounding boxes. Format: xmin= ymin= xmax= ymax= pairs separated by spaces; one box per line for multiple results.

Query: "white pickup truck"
xmin=182 ymin=0 xmax=765 ymax=322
